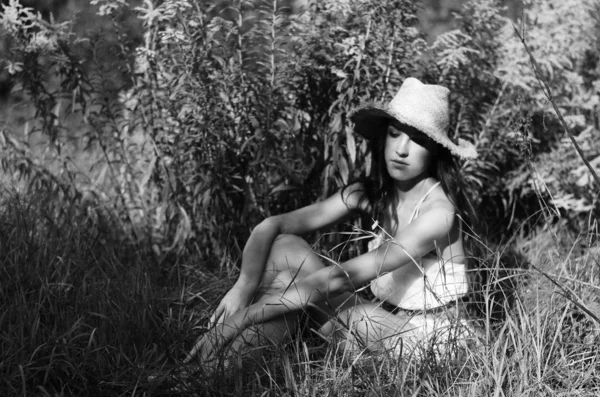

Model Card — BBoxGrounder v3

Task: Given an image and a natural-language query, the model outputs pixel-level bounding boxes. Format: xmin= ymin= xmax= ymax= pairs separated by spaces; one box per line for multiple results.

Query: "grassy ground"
xmin=0 ymin=188 xmax=599 ymax=396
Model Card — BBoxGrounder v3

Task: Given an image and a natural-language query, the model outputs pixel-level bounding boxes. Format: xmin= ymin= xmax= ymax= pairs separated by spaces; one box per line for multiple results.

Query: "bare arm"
xmin=209 ymin=183 xmax=366 ymax=324
xmin=188 ymin=207 xmax=457 ymax=361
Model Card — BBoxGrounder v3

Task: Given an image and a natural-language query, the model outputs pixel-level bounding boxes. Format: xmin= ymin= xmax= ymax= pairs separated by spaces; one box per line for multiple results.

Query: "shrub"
xmin=2 ymin=0 xmax=599 ymax=265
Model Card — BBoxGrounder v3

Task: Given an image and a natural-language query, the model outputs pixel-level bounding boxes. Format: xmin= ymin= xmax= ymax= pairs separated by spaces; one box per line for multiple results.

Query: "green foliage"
xmin=1 ymin=190 xmax=598 ymax=395
xmin=1 ymin=0 xmax=431 ymax=264
xmin=0 ymin=191 xmax=186 ymax=396
xmin=1 ymin=0 xmax=598 ymax=300
xmin=1 ymin=0 xmax=599 ymax=255
xmin=496 ymin=0 xmax=600 ymax=229
xmin=127 ymin=0 xmax=327 ymax=262
xmin=416 ymin=0 xmax=600 ymax=237
xmin=426 ymin=0 xmax=512 ymax=236
xmin=129 ymin=0 xmax=430 ymax=262
xmin=313 ymin=0 xmax=427 ymax=187
xmin=1 ymin=1 xmax=600 ymax=395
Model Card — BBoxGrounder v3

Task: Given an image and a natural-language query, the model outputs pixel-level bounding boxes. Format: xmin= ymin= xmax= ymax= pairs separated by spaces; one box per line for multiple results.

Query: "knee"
xmin=268 ymin=234 xmax=323 ymax=273
xmin=269 ymin=268 xmax=296 ymax=290
xmin=317 ymin=307 xmax=356 ymax=339
xmin=272 ymin=233 xmax=311 ymax=251
xmin=270 ymin=234 xmax=311 ymax=262
xmin=316 ymin=304 xmax=397 ymax=353
xmin=317 ymin=310 xmax=363 ymax=354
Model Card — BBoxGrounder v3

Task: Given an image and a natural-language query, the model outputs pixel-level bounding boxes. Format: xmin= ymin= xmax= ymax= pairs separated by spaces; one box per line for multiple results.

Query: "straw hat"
xmin=350 ymin=77 xmax=477 ymax=159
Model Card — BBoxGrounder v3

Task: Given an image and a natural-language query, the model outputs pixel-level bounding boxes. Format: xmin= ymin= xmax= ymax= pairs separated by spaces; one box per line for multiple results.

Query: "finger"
xmin=183 ymin=338 xmax=203 ymax=364
xmin=209 ymin=309 xmax=227 ymax=327
xmin=182 ymin=348 xmax=195 ymax=364
xmin=214 ymin=313 xmax=225 ymax=326
xmin=209 ymin=306 xmax=225 ymax=326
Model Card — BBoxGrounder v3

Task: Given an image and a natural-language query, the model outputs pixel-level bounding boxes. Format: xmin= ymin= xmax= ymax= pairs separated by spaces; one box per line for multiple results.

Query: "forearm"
xmin=186 ymin=267 xmax=348 ymax=363
xmin=236 ymin=217 xmax=281 ymax=292
xmin=231 ymin=265 xmax=349 ymax=331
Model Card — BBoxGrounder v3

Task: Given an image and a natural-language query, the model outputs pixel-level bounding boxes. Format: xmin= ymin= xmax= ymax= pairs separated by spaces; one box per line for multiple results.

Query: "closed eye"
xmin=387 ymin=125 xmax=404 ymax=138
xmin=387 ymin=123 xmax=434 ymax=148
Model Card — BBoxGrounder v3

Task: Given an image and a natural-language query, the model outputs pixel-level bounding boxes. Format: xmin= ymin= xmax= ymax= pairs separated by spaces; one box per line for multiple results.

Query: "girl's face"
xmin=384 ymin=121 xmax=435 ymax=183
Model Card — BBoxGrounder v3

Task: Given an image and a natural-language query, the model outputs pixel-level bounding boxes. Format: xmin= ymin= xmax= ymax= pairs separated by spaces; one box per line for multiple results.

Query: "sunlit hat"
xmin=350 ymin=77 xmax=477 ymax=159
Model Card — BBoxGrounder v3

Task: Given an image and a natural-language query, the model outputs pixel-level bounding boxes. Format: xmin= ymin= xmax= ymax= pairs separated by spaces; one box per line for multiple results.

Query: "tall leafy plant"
xmin=4 ymin=0 xmax=598 ymax=270
xmin=498 ymin=0 xmax=600 ymax=231
xmin=119 ymin=0 xmax=433 ymax=264
xmin=124 ymin=0 xmax=333 ymax=264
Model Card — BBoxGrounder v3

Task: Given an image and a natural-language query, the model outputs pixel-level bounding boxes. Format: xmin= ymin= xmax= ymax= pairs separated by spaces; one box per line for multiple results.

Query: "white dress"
xmin=368 ymin=181 xmax=469 ymax=311
xmin=365 ymin=182 xmax=480 ymax=357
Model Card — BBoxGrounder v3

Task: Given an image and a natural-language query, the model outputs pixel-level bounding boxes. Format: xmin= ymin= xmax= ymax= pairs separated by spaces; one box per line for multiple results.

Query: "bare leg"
xmin=215 ymin=234 xmax=369 ymax=366
xmin=318 ymin=303 xmax=416 ymax=357
xmin=220 ymin=234 xmax=328 ymax=360
xmin=318 ymin=303 xmax=481 ymax=361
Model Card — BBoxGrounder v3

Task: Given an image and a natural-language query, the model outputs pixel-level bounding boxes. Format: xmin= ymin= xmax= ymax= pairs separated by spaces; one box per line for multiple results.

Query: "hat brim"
xmin=350 ymin=103 xmax=478 ymax=160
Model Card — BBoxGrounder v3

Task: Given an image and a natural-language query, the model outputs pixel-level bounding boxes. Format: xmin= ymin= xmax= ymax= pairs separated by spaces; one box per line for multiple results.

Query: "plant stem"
xmin=513 ymin=24 xmax=600 ymax=190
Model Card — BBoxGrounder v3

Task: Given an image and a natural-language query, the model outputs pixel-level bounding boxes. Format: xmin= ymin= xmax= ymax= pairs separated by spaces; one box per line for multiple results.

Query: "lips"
xmin=391 ymin=159 xmax=408 ymax=166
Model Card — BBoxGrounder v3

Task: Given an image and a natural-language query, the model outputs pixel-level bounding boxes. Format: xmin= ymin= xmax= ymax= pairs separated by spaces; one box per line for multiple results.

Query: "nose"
xmin=396 ymin=135 xmax=410 ymax=157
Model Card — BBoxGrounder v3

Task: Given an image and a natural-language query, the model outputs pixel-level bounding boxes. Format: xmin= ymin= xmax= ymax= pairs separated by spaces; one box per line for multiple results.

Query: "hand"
xmin=209 ymin=284 xmax=253 ymax=326
xmin=183 ymin=313 xmax=243 ymax=364
xmin=182 ymin=326 xmax=222 ymax=364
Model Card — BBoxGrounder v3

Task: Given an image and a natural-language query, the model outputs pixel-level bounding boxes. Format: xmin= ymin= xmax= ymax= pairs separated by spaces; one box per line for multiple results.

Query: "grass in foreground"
xmin=0 ymin=191 xmax=598 ymax=396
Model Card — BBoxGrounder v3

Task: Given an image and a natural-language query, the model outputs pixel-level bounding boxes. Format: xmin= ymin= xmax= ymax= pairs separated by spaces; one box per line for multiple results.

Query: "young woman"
xmin=184 ymin=77 xmax=480 ymax=364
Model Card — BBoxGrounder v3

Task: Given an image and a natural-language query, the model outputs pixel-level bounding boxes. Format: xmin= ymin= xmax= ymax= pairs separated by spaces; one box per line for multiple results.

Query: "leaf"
xmin=270 ymin=183 xmax=296 ymax=195
xmin=338 ymin=156 xmax=349 ymax=185
xmin=7 ymin=61 xmax=23 ymax=74
xmin=345 ymin=125 xmax=356 ymax=165
xmin=331 ymin=67 xmax=347 ymax=79
xmin=330 ymin=113 xmax=342 ymax=133
xmin=219 ymin=91 xmax=229 ymax=103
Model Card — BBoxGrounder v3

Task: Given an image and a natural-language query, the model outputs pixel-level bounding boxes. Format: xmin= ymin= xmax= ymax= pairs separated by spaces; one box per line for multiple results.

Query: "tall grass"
xmin=3 ymin=185 xmax=597 ymax=396
xmin=173 ymin=229 xmax=599 ymax=397
xmin=0 ymin=189 xmax=194 ymax=396
xmin=1 ymin=0 xmax=599 ymax=396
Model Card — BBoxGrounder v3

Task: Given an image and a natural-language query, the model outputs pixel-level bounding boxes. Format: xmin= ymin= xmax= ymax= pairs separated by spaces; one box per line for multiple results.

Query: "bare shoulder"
xmin=418 ymin=186 xmax=457 ymax=225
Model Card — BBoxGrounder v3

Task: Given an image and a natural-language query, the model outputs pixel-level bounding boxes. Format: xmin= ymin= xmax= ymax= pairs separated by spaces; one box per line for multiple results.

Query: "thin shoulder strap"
xmin=408 ymin=181 xmax=442 ymax=223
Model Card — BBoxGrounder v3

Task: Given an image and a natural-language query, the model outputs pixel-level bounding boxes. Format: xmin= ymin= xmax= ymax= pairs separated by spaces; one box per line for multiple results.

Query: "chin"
xmin=388 ymin=169 xmax=426 ymax=184
xmin=388 ymin=171 xmax=413 ymax=182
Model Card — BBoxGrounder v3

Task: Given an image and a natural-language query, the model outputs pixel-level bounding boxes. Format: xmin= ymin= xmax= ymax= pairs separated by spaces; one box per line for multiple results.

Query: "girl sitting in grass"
xmin=185 ymin=77 xmax=481 ymax=365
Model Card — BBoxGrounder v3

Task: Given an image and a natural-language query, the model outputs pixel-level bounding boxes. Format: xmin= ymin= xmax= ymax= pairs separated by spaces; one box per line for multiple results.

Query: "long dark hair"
xmin=430 ymin=145 xmax=478 ymax=236
xmin=354 ymin=120 xmax=395 ymax=223
xmin=346 ymin=120 xmax=477 ymax=230
xmin=343 ymin=120 xmax=501 ymax=320
xmin=343 ymin=120 xmax=482 ymax=271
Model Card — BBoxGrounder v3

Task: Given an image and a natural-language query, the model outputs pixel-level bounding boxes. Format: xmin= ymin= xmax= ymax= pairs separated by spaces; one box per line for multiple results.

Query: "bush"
xmin=2 ymin=0 xmax=600 ymax=395
xmin=1 ymin=0 xmax=599 ymax=265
